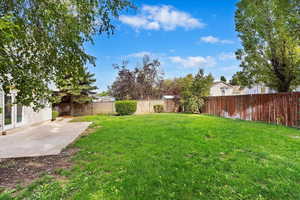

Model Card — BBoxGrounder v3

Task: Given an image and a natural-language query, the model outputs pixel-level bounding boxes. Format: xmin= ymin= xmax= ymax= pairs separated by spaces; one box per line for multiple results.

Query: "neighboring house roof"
xmin=163 ymin=95 xmax=179 ymax=100
xmin=212 ymin=81 xmax=233 ymax=88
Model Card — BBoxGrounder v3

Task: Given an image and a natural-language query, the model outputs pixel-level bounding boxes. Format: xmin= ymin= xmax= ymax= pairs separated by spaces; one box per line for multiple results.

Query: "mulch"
xmin=0 ymin=147 xmax=79 ymax=190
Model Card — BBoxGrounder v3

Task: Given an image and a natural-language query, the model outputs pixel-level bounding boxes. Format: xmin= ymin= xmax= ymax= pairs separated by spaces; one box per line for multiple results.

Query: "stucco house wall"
xmin=22 ymin=106 xmax=52 ymax=127
xmin=209 ymin=82 xmax=278 ymax=96
xmin=244 ymin=84 xmax=275 ymax=95
xmin=0 ymin=89 xmax=3 ymax=131
xmin=0 ymin=90 xmax=52 ymax=131
xmin=210 ymin=82 xmax=234 ymax=96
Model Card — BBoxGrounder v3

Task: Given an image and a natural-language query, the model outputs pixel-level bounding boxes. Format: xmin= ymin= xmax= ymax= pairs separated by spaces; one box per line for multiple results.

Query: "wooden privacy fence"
xmin=203 ymin=92 xmax=300 ymax=127
xmin=57 ymin=99 xmax=178 ymax=116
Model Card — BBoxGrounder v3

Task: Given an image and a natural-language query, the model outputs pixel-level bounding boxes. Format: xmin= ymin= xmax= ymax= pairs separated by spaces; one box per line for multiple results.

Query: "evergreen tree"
xmin=55 ymin=68 xmax=98 ymax=114
xmin=220 ymin=76 xmax=227 ymax=83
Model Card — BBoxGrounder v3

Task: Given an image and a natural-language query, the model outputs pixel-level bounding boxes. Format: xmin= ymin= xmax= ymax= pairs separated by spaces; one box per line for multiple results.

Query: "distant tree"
xmin=109 ymin=61 xmax=136 ymax=100
xmin=110 ymin=55 xmax=163 ymax=100
xmin=192 ymin=69 xmax=214 ymax=97
xmin=0 ymin=0 xmax=132 ymax=109
xmin=235 ymin=0 xmax=300 ymax=92
xmin=220 ymin=76 xmax=227 ymax=83
xmin=98 ymin=91 xmax=109 ymax=96
xmin=181 ymin=69 xmax=214 ymax=113
xmin=162 ymin=75 xmax=193 ymax=96
xmin=136 ymin=56 xmax=164 ymax=99
xmin=162 ymin=79 xmax=178 ymax=95
xmin=55 ymin=68 xmax=97 ymax=115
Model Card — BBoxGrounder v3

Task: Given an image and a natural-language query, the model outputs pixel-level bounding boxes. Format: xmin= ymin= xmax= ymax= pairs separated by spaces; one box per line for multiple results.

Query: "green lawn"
xmin=3 ymin=114 xmax=300 ymax=200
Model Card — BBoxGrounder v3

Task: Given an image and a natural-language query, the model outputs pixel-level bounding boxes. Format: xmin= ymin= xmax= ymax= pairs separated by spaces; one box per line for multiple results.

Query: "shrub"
xmin=153 ymin=105 xmax=164 ymax=113
xmin=183 ymin=96 xmax=204 ymax=113
xmin=115 ymin=100 xmax=137 ymax=115
xmin=52 ymin=111 xmax=59 ymax=121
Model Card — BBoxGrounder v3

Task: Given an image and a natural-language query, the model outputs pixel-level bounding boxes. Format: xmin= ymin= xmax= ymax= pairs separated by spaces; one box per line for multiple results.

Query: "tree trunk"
xmin=70 ymin=96 xmax=74 ymax=116
xmin=277 ymin=82 xmax=291 ymax=93
xmin=271 ymin=59 xmax=291 ymax=92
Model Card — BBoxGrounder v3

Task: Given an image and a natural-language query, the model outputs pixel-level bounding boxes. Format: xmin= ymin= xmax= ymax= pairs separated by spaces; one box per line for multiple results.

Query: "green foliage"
xmin=229 ymin=71 xmax=248 ymax=86
xmin=180 ymin=69 xmax=214 ymax=113
xmin=52 ymin=111 xmax=59 ymax=121
xmin=98 ymin=91 xmax=109 ymax=97
xmin=55 ymin=68 xmax=98 ymax=105
xmin=153 ymin=105 xmax=164 ymax=113
xmin=0 ymin=191 xmax=13 ymax=200
xmin=162 ymin=69 xmax=213 ymax=113
xmin=0 ymin=107 xmax=2 ymax=114
xmin=115 ymin=100 xmax=137 ymax=115
xmin=0 ymin=0 xmax=133 ymax=109
xmin=110 ymin=55 xmax=163 ymax=100
xmin=235 ymin=0 xmax=300 ymax=92
xmin=220 ymin=76 xmax=227 ymax=83
xmin=183 ymin=96 xmax=205 ymax=113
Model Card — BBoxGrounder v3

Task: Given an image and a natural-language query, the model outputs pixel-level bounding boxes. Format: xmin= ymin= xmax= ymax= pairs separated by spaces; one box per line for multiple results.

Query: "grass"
xmin=2 ymin=114 xmax=300 ymax=200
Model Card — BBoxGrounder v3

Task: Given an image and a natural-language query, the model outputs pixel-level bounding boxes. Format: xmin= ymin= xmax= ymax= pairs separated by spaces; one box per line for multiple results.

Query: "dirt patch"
xmin=0 ymin=147 xmax=79 ymax=189
xmin=0 ymin=121 xmax=98 ymax=191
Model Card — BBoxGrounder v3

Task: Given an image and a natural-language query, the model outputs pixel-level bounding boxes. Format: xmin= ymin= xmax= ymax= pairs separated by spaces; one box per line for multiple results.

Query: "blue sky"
xmin=85 ymin=0 xmax=241 ymax=91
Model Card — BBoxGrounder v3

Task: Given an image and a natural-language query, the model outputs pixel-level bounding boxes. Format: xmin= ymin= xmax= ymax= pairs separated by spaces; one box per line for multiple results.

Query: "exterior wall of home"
xmin=0 ymin=89 xmax=52 ymax=131
xmin=294 ymin=87 xmax=300 ymax=92
xmin=232 ymin=86 xmax=246 ymax=95
xmin=244 ymin=84 xmax=275 ymax=94
xmin=22 ymin=105 xmax=52 ymax=127
xmin=210 ymin=83 xmax=233 ymax=96
xmin=210 ymin=83 xmax=279 ymax=96
xmin=0 ymin=90 xmax=3 ymax=131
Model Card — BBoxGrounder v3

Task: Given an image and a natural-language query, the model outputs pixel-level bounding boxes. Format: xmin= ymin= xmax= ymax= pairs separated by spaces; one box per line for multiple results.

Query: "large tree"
xmin=0 ymin=0 xmax=132 ymax=109
xmin=235 ymin=0 xmax=300 ymax=92
xmin=109 ymin=55 xmax=164 ymax=100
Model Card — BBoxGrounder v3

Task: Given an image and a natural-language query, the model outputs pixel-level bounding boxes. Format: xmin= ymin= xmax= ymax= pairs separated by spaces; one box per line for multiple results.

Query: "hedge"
xmin=115 ymin=100 xmax=137 ymax=115
xmin=153 ymin=105 xmax=164 ymax=113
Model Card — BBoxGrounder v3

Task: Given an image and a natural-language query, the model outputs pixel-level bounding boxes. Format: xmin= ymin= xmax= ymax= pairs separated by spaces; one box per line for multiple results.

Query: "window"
xmin=4 ymin=95 xmax=12 ymax=125
xmin=221 ymin=88 xmax=226 ymax=96
xmin=17 ymin=104 xmax=23 ymax=123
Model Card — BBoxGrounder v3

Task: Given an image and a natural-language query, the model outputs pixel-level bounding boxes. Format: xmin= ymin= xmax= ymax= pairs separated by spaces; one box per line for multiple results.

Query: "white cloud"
xmin=169 ymin=56 xmax=216 ymax=68
xmin=119 ymin=5 xmax=205 ymax=31
xmin=128 ymin=51 xmax=152 ymax=58
xmin=218 ymin=52 xmax=236 ymax=61
xmin=200 ymin=36 xmax=234 ymax=44
xmin=119 ymin=16 xmax=150 ymax=29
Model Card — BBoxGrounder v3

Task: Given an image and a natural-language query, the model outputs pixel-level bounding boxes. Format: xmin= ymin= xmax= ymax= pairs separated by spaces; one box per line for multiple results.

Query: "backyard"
xmin=1 ymin=114 xmax=300 ymax=199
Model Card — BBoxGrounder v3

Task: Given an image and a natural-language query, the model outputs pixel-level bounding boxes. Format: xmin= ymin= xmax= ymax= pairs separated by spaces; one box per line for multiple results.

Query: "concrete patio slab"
xmin=0 ymin=118 xmax=91 ymax=159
